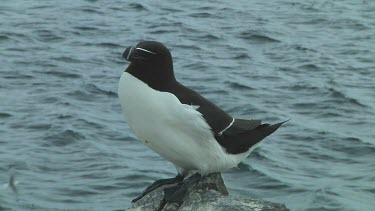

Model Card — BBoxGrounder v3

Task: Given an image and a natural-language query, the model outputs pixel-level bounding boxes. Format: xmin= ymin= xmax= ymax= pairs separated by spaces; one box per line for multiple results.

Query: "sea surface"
xmin=1 ymin=0 xmax=375 ymax=210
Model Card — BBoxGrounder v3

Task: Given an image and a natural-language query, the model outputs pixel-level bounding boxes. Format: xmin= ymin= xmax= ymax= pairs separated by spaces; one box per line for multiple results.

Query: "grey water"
xmin=1 ymin=0 xmax=374 ymax=210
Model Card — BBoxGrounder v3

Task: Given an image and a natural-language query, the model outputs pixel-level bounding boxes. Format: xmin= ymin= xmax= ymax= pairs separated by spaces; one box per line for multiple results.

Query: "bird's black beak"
xmin=122 ymin=46 xmax=134 ymax=61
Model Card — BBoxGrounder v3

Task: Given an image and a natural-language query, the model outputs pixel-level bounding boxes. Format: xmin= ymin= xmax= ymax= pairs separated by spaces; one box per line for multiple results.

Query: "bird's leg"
xmin=132 ymin=174 xmax=184 ymax=203
xmin=163 ymin=173 xmax=202 ymax=204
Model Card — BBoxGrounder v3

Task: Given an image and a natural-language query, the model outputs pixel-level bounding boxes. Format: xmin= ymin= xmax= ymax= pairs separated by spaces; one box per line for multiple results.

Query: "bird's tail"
xmin=219 ymin=119 xmax=290 ymax=154
xmin=256 ymin=119 xmax=290 ymax=137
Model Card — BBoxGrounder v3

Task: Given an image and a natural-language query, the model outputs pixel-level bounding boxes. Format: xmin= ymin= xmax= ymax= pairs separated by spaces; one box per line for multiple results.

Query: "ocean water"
xmin=1 ymin=0 xmax=375 ymax=210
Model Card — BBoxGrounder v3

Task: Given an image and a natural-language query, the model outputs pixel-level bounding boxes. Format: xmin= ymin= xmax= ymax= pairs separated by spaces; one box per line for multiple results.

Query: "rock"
xmin=127 ymin=173 xmax=290 ymax=211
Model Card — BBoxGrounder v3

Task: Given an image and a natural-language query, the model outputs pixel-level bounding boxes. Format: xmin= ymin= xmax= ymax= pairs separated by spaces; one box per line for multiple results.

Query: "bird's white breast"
xmin=118 ymin=72 xmax=248 ymax=175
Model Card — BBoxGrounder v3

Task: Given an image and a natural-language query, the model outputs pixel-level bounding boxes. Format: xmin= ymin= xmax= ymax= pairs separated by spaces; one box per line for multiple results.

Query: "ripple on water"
xmin=226 ymin=81 xmax=255 ymax=91
xmin=80 ymin=7 xmax=104 ymax=15
xmin=43 ymin=129 xmax=85 ymax=147
xmin=327 ymin=87 xmax=367 ymax=108
xmin=0 ymin=35 xmax=10 ymax=40
xmin=328 ymin=137 xmax=375 ymax=157
xmin=287 ymin=83 xmax=320 ymax=92
xmin=1 ymin=32 xmax=31 ymax=43
xmin=58 ymin=188 xmax=99 ymax=197
xmin=40 ymin=70 xmax=82 ymax=79
xmin=149 ymin=29 xmax=179 ymax=35
xmin=3 ymin=72 xmax=34 ymax=80
xmin=0 ymin=112 xmax=12 ymax=118
xmin=128 ymin=3 xmax=147 ymax=11
xmin=73 ymin=26 xmax=99 ymax=31
xmin=293 ymin=44 xmax=318 ymax=53
xmin=85 ymin=84 xmax=117 ymax=97
xmin=188 ymin=12 xmax=214 ymax=18
xmin=298 ymin=64 xmax=325 ymax=72
xmin=52 ymin=56 xmax=83 ymax=63
xmin=27 ymin=123 xmax=52 ymax=131
xmin=34 ymin=29 xmax=65 ymax=42
xmin=238 ymin=31 xmax=280 ymax=44
xmin=96 ymin=42 xmax=124 ymax=48
xmin=187 ymin=33 xmax=221 ymax=42
xmin=39 ymin=96 xmax=60 ymax=104
xmin=76 ymin=118 xmax=104 ymax=130
xmin=89 ymin=184 xmax=119 ymax=192
xmin=231 ymin=53 xmax=251 ymax=60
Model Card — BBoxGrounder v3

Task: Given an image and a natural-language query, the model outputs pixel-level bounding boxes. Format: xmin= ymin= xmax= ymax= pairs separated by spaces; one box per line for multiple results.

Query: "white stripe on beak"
xmin=127 ymin=47 xmax=134 ymax=60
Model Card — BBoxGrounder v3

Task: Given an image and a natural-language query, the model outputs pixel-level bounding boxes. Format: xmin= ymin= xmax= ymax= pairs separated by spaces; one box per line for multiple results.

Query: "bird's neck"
xmin=125 ymin=63 xmax=177 ymax=91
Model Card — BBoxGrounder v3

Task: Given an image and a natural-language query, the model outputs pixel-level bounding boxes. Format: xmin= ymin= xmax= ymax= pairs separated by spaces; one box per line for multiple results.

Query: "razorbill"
xmin=118 ymin=41 xmax=287 ymax=202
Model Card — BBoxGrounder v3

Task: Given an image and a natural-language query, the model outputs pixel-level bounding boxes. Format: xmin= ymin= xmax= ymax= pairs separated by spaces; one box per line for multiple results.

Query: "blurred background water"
xmin=1 ymin=0 xmax=375 ymax=210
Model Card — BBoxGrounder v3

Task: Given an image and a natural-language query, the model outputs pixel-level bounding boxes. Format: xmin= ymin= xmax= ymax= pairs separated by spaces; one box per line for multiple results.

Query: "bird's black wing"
xmin=167 ymin=82 xmax=287 ymax=154
xmin=229 ymin=119 xmax=262 ymax=131
xmin=168 ymin=82 xmax=233 ymax=135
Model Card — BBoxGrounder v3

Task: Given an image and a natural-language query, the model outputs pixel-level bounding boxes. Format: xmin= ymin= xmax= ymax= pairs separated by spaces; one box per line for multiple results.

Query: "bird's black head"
xmin=123 ymin=41 xmax=176 ymax=91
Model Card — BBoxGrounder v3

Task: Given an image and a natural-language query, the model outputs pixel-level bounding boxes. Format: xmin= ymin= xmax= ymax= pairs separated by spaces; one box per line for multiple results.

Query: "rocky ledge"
xmin=126 ymin=173 xmax=289 ymax=211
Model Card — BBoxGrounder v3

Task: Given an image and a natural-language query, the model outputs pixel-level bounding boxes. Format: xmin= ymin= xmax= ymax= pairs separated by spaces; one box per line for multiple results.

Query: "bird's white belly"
xmin=118 ymin=72 xmax=246 ymax=175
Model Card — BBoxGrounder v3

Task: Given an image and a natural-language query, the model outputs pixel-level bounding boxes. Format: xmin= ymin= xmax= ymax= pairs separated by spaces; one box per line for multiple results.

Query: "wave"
xmin=65 ymin=83 xmax=117 ymax=102
xmin=58 ymin=187 xmax=99 ymax=197
xmin=0 ymin=113 xmax=12 ymax=118
xmin=149 ymin=29 xmax=179 ymax=35
xmin=298 ymin=64 xmax=324 ymax=71
xmin=239 ymin=31 xmax=280 ymax=44
xmin=85 ymin=84 xmax=117 ymax=97
xmin=96 ymin=42 xmax=124 ymax=48
xmin=226 ymin=81 xmax=255 ymax=91
xmin=34 ymin=29 xmax=65 ymax=42
xmin=287 ymin=84 xmax=320 ymax=91
xmin=41 ymin=70 xmax=82 ymax=79
xmin=129 ymin=3 xmax=147 ymax=11
xmin=73 ymin=26 xmax=99 ymax=31
xmin=80 ymin=7 xmax=104 ymax=14
xmin=43 ymin=129 xmax=85 ymax=147
xmin=52 ymin=56 xmax=82 ymax=63
xmin=188 ymin=12 xmax=214 ymax=18
xmin=327 ymin=88 xmax=367 ymax=108
xmin=0 ymin=35 xmax=9 ymax=40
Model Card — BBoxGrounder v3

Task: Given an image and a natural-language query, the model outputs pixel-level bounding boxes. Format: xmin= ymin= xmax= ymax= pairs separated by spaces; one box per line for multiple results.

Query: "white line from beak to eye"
xmin=127 ymin=47 xmax=134 ymax=60
xmin=136 ymin=47 xmax=156 ymax=55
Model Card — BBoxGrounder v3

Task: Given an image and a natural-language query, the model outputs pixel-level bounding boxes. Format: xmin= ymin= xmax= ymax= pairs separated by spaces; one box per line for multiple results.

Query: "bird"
xmin=117 ymin=41 xmax=287 ymax=203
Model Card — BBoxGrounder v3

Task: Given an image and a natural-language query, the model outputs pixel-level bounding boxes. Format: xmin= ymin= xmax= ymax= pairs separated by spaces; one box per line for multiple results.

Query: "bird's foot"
xmin=132 ymin=174 xmax=184 ymax=203
xmin=163 ymin=173 xmax=202 ymax=205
